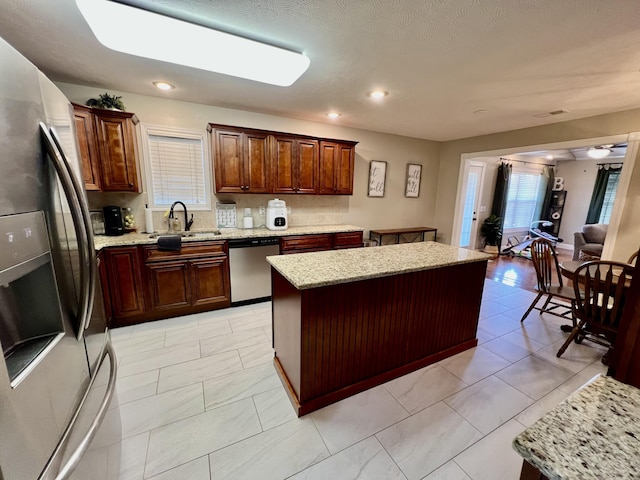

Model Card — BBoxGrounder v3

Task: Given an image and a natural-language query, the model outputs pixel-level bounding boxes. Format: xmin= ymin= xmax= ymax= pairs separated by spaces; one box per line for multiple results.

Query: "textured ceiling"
xmin=1 ymin=0 xmax=640 ymax=141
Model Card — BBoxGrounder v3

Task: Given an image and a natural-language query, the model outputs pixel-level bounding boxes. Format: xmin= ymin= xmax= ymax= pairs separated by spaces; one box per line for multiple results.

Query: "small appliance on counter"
xmin=243 ymin=208 xmax=254 ymax=229
xmin=266 ymin=198 xmax=287 ymax=231
xmin=103 ymin=205 xmax=124 ymax=236
xmin=90 ymin=210 xmax=105 ymax=235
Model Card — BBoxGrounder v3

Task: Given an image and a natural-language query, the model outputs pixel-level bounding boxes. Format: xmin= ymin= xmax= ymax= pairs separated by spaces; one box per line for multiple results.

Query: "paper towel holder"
xmin=144 ymin=204 xmax=155 ymax=233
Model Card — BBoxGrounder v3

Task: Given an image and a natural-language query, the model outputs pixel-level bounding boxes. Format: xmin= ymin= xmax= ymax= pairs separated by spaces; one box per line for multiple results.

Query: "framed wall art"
xmin=405 ymin=163 xmax=422 ymax=197
xmin=368 ymin=160 xmax=387 ymax=197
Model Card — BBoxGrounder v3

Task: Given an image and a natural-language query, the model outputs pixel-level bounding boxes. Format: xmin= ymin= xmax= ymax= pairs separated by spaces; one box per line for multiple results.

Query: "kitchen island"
xmin=267 ymin=242 xmax=491 ymax=416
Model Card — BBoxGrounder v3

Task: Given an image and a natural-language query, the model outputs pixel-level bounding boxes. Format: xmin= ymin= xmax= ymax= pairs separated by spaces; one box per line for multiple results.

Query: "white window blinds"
xmin=599 ymin=169 xmax=621 ymax=224
xmin=504 ymin=171 xmax=542 ymax=229
xmin=144 ymin=127 xmax=209 ymax=208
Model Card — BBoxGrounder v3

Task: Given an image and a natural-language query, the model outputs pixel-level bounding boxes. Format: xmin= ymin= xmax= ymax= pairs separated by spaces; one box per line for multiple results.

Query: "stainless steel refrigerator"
xmin=0 ymin=37 xmax=121 ymax=480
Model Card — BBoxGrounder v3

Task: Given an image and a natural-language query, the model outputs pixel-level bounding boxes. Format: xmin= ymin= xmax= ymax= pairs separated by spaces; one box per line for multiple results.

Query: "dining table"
xmin=559 ymin=259 xmax=632 ymax=287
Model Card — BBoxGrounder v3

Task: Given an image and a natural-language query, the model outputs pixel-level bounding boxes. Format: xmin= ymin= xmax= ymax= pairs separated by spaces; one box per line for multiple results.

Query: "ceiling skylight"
xmin=75 ymin=0 xmax=310 ymax=87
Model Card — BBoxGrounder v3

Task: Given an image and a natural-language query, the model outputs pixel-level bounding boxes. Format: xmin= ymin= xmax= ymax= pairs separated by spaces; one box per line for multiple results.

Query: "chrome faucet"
xmin=169 ymin=201 xmax=193 ymax=231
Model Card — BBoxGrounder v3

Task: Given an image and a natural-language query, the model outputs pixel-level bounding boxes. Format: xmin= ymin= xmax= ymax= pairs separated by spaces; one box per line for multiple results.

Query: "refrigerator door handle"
xmin=39 ymin=123 xmax=97 ymax=338
xmin=49 ymin=126 xmax=97 ymax=332
xmin=39 ymin=340 xmax=117 ymax=480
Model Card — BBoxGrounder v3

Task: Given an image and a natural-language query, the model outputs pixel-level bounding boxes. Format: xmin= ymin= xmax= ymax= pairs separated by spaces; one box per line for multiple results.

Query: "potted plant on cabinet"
xmin=86 ymin=92 xmax=126 ymax=111
xmin=481 ymin=214 xmax=502 ymax=256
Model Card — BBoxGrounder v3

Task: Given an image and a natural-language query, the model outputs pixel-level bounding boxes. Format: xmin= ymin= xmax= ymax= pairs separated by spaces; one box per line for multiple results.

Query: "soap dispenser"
xmin=243 ymin=208 xmax=254 ymax=229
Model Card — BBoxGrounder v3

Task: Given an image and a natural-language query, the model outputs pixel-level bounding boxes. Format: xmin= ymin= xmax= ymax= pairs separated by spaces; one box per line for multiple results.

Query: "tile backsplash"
xmin=87 ymin=192 xmax=350 ymax=233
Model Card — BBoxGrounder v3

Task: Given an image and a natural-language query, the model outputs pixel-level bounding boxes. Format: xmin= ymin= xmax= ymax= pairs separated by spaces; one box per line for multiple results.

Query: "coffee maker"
xmin=103 ymin=206 xmax=124 ymax=236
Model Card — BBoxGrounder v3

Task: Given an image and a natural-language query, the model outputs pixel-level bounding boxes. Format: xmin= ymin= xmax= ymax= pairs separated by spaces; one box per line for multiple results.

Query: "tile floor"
xmin=111 ymin=279 xmax=608 ymax=480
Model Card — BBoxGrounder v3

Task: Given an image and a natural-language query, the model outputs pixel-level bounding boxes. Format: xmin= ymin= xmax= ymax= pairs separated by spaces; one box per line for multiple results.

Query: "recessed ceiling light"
xmin=153 ymin=81 xmax=175 ymax=90
xmin=546 ymin=154 xmax=554 ymax=160
xmin=368 ymin=90 xmax=388 ymax=99
xmin=76 ymin=0 xmax=310 ymax=86
xmin=326 ymin=112 xmax=341 ymax=119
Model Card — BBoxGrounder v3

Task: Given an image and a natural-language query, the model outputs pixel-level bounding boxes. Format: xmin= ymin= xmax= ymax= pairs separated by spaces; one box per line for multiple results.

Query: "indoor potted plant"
xmin=86 ymin=92 xmax=126 ymax=111
xmin=481 ymin=214 xmax=502 ymax=255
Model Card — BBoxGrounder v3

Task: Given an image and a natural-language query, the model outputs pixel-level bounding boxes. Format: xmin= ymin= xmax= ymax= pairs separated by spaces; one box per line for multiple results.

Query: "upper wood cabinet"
xmin=73 ymin=103 xmax=140 ymax=192
xmin=209 ymin=123 xmax=357 ymax=195
xmin=73 ymin=104 xmax=102 ymax=190
xmin=319 ymin=141 xmax=356 ymax=195
xmin=272 ymin=135 xmax=319 ymax=194
xmin=210 ymin=125 xmax=270 ymax=193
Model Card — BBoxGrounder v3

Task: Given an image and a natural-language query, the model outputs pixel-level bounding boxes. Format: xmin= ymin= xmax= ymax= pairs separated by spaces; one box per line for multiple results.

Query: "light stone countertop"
xmin=512 ymin=374 xmax=640 ymax=479
xmin=266 ymin=241 xmax=491 ymax=290
xmin=93 ymin=224 xmax=364 ymax=250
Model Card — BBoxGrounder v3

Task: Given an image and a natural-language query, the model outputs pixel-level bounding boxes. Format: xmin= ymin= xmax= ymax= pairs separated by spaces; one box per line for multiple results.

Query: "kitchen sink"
xmin=148 ymin=230 xmax=221 ymax=239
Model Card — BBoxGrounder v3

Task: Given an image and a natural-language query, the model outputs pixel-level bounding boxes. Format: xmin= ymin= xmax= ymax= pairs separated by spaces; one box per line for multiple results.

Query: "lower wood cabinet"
xmin=146 ymin=260 xmax=191 ymax=310
xmin=280 ymin=231 xmax=363 ymax=254
xmin=101 ymin=241 xmax=230 ymax=327
xmin=101 ymin=246 xmax=146 ymax=322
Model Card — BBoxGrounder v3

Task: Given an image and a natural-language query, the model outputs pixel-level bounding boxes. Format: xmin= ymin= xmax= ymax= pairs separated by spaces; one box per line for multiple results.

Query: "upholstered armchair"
xmin=573 ymin=223 xmax=608 ymax=260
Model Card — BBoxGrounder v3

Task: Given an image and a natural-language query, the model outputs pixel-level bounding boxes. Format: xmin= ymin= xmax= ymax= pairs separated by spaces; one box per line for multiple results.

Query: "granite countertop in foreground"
xmin=266 ymin=241 xmax=491 ymax=289
xmin=513 ymin=374 xmax=640 ymax=479
xmin=93 ymin=224 xmax=364 ymax=250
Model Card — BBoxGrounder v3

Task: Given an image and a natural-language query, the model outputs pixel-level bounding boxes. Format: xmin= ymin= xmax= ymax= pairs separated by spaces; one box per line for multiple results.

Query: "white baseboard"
xmin=555 ymin=243 xmax=574 ymax=252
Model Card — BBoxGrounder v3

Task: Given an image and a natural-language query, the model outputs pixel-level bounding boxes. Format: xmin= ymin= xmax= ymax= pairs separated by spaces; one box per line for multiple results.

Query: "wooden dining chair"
xmin=556 ymin=260 xmax=634 ymax=364
xmin=628 ymin=250 xmax=638 ymax=266
xmin=520 ymin=238 xmax=578 ymax=323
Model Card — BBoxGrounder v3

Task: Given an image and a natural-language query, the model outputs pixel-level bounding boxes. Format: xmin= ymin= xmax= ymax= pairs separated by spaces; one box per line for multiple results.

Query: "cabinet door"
xmin=213 ymin=129 xmax=244 ymax=193
xmin=319 ymin=141 xmax=338 ymax=194
xmin=280 ymin=234 xmax=333 ymax=253
xmin=146 ymin=261 xmax=191 ymax=310
xmin=335 ymin=143 xmax=355 ymax=195
xmin=190 ymin=257 xmax=230 ymax=307
xmin=94 ymin=111 xmax=139 ymax=192
xmin=273 ymin=136 xmax=318 ymax=194
xmin=334 ymin=231 xmax=363 ymax=249
xmin=319 ymin=141 xmax=355 ymax=195
xmin=73 ymin=105 xmax=102 ymax=190
xmin=103 ymin=247 xmax=145 ymax=320
xmin=244 ymin=131 xmax=271 ymax=193
xmin=296 ymin=138 xmax=319 ymax=194
xmin=272 ymin=135 xmax=297 ymax=194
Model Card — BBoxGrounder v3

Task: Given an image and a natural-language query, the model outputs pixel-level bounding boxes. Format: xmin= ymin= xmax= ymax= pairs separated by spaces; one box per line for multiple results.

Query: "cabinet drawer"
xmin=143 ymin=241 xmax=227 ymax=262
xmin=334 ymin=231 xmax=363 ymax=247
xmin=280 ymin=234 xmax=332 ymax=252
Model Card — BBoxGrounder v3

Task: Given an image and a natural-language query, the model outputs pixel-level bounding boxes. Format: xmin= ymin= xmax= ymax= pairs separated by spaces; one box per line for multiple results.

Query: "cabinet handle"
xmin=129 ymin=183 xmax=134 ymax=188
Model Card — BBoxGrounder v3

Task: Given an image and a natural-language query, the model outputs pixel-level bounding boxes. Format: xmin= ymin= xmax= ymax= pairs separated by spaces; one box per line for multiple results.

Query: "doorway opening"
xmin=451 ymin=133 xmax=638 ymax=261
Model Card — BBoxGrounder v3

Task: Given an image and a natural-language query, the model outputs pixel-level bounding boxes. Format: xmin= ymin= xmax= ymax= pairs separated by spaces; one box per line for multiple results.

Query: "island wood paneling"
xmin=272 ymin=260 xmax=487 ymax=415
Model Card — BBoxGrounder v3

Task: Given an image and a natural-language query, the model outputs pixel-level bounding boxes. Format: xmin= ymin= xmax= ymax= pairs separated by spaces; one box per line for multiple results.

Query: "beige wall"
xmin=435 ymin=109 xmax=640 ymax=260
xmin=554 ymin=159 xmax=601 ymax=246
xmin=59 ymin=83 xmax=440 ymax=237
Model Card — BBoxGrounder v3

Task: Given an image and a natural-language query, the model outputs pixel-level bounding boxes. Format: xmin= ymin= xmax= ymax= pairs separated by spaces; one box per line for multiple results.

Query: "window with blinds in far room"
xmin=142 ymin=125 xmax=211 ymax=209
xmin=599 ymin=168 xmax=621 ymax=224
xmin=503 ymin=170 xmax=542 ymax=229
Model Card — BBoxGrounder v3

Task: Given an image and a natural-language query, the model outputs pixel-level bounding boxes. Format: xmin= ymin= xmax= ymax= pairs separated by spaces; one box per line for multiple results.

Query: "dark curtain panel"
xmin=491 ymin=162 xmax=512 ymax=249
xmin=539 ymin=166 xmax=555 ymax=221
xmin=586 ymin=166 xmax=610 ymax=224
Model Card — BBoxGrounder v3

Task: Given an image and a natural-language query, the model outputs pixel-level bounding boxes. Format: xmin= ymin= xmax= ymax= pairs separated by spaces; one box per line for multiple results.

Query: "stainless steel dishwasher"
xmin=228 ymin=237 xmax=280 ymax=305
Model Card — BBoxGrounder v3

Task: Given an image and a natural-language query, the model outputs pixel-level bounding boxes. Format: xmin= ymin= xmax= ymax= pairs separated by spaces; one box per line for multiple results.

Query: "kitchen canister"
xmin=242 ymin=208 xmax=254 ymax=229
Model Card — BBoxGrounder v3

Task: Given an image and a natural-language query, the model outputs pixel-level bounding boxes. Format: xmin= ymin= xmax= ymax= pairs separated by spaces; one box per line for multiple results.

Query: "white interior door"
xmin=459 ymin=163 xmax=484 ymax=248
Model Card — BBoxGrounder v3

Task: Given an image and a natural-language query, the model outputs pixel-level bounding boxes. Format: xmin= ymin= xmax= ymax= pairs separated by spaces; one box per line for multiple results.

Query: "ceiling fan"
xmin=571 ymin=143 xmax=627 ymax=160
